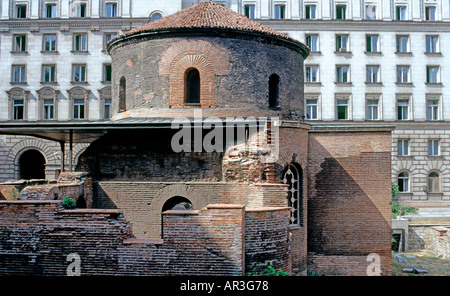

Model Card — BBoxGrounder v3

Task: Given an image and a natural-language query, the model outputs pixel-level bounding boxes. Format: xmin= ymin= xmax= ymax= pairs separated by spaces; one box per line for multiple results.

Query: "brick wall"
xmin=307 ymin=126 xmax=393 ymax=275
xmin=429 ymin=226 xmax=450 ymax=259
xmin=0 ymin=200 xmax=291 ymax=275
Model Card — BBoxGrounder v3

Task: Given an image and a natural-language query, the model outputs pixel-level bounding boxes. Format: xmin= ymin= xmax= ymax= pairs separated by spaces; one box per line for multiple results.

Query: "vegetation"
xmin=245 ymin=261 xmax=290 ymax=276
xmin=391 ymin=182 xmax=417 ymax=219
xmin=62 ymin=196 xmax=77 ymax=209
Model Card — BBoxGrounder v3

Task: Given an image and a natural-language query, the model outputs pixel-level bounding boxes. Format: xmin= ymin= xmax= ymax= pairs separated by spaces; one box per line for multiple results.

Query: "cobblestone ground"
xmin=392 ymin=251 xmax=450 ymax=276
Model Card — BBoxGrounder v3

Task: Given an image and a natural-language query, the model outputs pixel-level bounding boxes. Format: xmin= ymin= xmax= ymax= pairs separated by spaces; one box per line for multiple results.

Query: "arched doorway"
xmin=19 ymin=149 xmax=46 ymax=180
xmin=161 ymin=196 xmax=194 ymax=238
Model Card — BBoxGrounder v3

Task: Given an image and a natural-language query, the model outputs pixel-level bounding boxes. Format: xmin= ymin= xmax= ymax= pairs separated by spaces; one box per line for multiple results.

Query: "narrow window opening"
xmin=119 ymin=76 xmax=126 ymax=112
xmin=268 ymin=74 xmax=280 ymax=109
xmin=185 ymin=68 xmax=200 ymax=104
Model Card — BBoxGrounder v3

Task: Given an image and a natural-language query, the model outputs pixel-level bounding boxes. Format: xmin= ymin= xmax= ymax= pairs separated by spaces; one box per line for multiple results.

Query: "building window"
xmin=282 ymin=164 xmax=303 ymax=226
xmin=425 ymin=6 xmax=436 ymax=21
xmin=76 ymin=2 xmax=87 ymax=17
xmin=12 ymin=65 xmax=26 ymax=83
xmin=426 ymin=36 xmax=439 ymax=53
xmin=73 ymin=65 xmax=86 ymax=82
xmin=336 ymin=5 xmax=346 ymax=19
xmin=185 ymin=68 xmax=201 ymax=104
xmin=366 ymin=66 xmax=380 ymax=83
xmin=244 ymin=4 xmax=255 ymax=19
xmin=42 ymin=65 xmax=56 ymax=83
xmin=336 ymin=98 xmax=349 ymax=120
xmin=397 ymin=66 xmax=410 ymax=83
xmin=365 ymin=5 xmax=376 ymax=20
xmin=16 ymin=4 xmax=27 ymax=18
xmin=13 ymin=99 xmax=24 ymax=120
xmin=398 ymin=172 xmax=409 ymax=192
xmin=336 ymin=65 xmax=349 ymax=83
xmin=366 ymin=35 xmax=379 ymax=52
xmin=428 ymin=140 xmax=440 ymax=156
xmin=336 ymin=35 xmax=349 ymax=52
xmin=13 ymin=35 xmax=26 ymax=52
xmin=397 ymin=98 xmax=410 ymax=120
xmin=106 ymin=2 xmax=117 ymax=17
xmin=45 ymin=3 xmax=57 ymax=18
xmin=396 ymin=36 xmax=409 ymax=53
xmin=306 ymin=34 xmax=318 ymax=52
xmin=426 ymin=66 xmax=440 ymax=84
xmin=150 ymin=12 xmax=162 ymax=21
xmin=396 ymin=6 xmax=407 ymax=20
xmin=428 ymin=172 xmax=441 ymax=193
xmin=427 ymin=97 xmax=440 ymax=121
xmin=366 ymin=97 xmax=379 ymax=120
xmin=268 ymin=74 xmax=280 ymax=109
xmin=103 ymin=64 xmax=112 ymax=82
xmin=104 ymin=33 xmax=117 ymax=49
xmin=43 ymin=34 xmax=57 ymax=51
xmin=305 ymin=65 xmax=319 ymax=82
xmin=398 ymin=139 xmax=409 ymax=156
xmin=43 ymin=99 xmax=54 ymax=120
xmin=73 ymin=34 xmax=87 ymax=51
xmin=73 ymin=99 xmax=85 ymax=119
xmin=119 ymin=76 xmax=126 ymax=112
xmin=104 ymin=99 xmax=112 ymax=119
xmin=305 ymin=5 xmax=316 ymax=19
xmin=274 ymin=4 xmax=285 ymax=19
xmin=306 ymin=98 xmax=318 ymax=120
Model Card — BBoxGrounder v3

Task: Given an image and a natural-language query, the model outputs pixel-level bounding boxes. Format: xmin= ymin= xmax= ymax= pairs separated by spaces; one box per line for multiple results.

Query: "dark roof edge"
xmin=107 ymin=27 xmax=310 ymax=58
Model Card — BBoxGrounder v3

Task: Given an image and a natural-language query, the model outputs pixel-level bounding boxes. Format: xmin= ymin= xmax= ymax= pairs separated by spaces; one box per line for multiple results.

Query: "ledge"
xmin=123 ymin=238 xmax=163 ymax=245
xmin=246 ymin=206 xmax=290 ymax=212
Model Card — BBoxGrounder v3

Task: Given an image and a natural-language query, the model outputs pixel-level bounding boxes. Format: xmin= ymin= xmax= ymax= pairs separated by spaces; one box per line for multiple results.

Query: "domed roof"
xmin=108 ymin=1 xmax=309 ymax=56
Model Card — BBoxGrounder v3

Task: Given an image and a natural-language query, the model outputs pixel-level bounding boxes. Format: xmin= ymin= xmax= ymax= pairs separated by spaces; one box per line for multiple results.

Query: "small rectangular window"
xmin=336 ymin=5 xmax=346 ymax=19
xmin=73 ymin=65 xmax=86 ymax=82
xmin=397 ymin=99 xmax=409 ymax=120
xmin=12 ymin=65 xmax=26 ymax=83
xmin=43 ymin=99 xmax=54 ymax=120
xmin=426 ymin=6 xmax=436 ymax=21
xmin=427 ymin=98 xmax=439 ymax=121
xmin=73 ymin=34 xmax=87 ymax=51
xmin=397 ymin=66 xmax=410 ymax=83
xmin=274 ymin=4 xmax=285 ymax=19
xmin=426 ymin=66 xmax=439 ymax=83
xmin=336 ymin=65 xmax=349 ymax=83
xmin=306 ymin=99 xmax=318 ymax=120
xmin=396 ymin=36 xmax=409 ymax=53
xmin=77 ymin=3 xmax=87 ymax=17
xmin=104 ymin=64 xmax=112 ymax=82
xmin=16 ymin=4 xmax=27 ymax=18
xmin=104 ymin=99 xmax=112 ymax=119
xmin=367 ymin=99 xmax=379 ymax=120
xmin=336 ymin=35 xmax=349 ymax=52
xmin=13 ymin=99 xmax=24 ymax=120
xmin=426 ymin=36 xmax=439 ymax=53
xmin=305 ymin=5 xmax=316 ymax=19
xmin=366 ymin=66 xmax=379 ymax=83
xmin=428 ymin=140 xmax=440 ymax=156
xmin=106 ymin=3 xmax=117 ymax=17
xmin=43 ymin=34 xmax=57 ymax=51
xmin=43 ymin=65 xmax=56 ymax=82
xmin=73 ymin=99 xmax=85 ymax=119
xmin=244 ymin=4 xmax=255 ymax=19
xmin=336 ymin=99 xmax=349 ymax=120
xmin=305 ymin=65 xmax=319 ymax=82
xmin=45 ymin=4 xmax=57 ymax=18
xmin=306 ymin=35 xmax=318 ymax=52
xmin=398 ymin=139 xmax=409 ymax=156
xmin=366 ymin=5 xmax=376 ymax=20
xmin=104 ymin=33 xmax=117 ymax=49
xmin=366 ymin=35 xmax=379 ymax=52
xmin=14 ymin=35 xmax=26 ymax=52
xmin=396 ymin=6 xmax=407 ymax=20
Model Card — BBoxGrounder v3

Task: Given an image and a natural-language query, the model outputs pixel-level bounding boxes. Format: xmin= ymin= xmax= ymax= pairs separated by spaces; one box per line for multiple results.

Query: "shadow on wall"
xmin=307 ymin=134 xmax=392 ymax=275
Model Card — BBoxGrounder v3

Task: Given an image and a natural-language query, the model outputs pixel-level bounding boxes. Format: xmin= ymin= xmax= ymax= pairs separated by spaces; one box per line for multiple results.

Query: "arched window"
xmin=398 ymin=172 xmax=409 ymax=193
xmin=282 ymin=163 xmax=303 ymax=226
xmin=185 ymin=68 xmax=200 ymax=104
xmin=268 ymin=74 xmax=280 ymax=109
xmin=150 ymin=12 xmax=162 ymax=21
xmin=119 ymin=76 xmax=126 ymax=112
xmin=162 ymin=196 xmax=193 ymax=212
xmin=428 ymin=172 xmax=441 ymax=193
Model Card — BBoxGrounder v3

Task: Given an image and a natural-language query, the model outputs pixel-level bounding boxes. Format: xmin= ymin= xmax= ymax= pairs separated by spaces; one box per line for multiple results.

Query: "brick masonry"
xmin=307 ymin=127 xmax=393 ymax=275
xmin=0 ymin=200 xmax=291 ymax=276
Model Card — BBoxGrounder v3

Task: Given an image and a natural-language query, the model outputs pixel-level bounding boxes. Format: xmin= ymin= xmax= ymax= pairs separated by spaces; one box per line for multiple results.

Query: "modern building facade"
xmin=0 ymin=0 xmax=449 ymax=207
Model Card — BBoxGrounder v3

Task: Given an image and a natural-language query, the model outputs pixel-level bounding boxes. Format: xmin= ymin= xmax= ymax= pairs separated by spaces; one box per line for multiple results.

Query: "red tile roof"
xmin=110 ymin=1 xmax=307 ymax=53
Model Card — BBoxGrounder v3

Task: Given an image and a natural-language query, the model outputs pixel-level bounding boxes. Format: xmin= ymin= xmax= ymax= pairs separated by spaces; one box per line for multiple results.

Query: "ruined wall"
xmin=0 ymin=200 xmax=291 ymax=275
xmin=429 ymin=226 xmax=450 ymax=259
xmin=307 ymin=127 xmax=393 ymax=276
